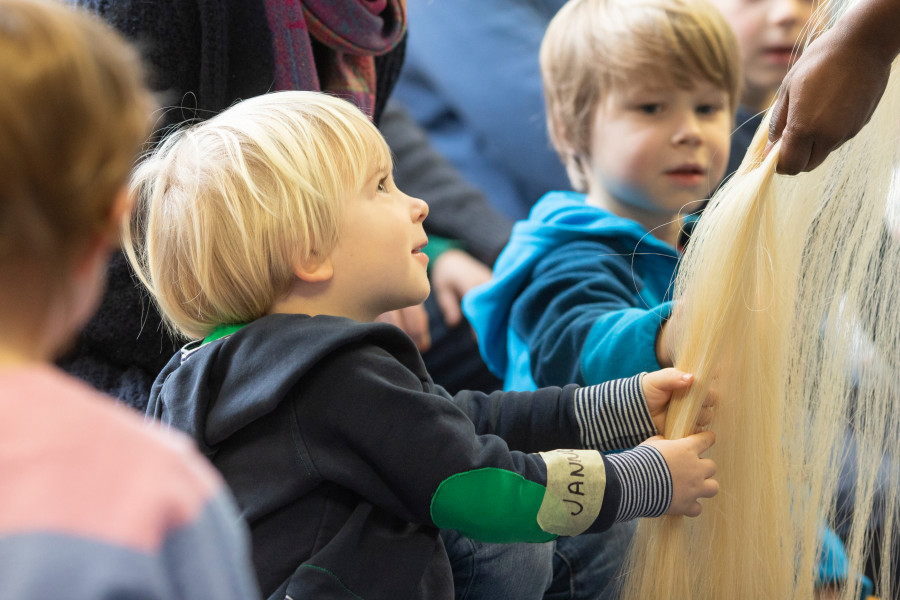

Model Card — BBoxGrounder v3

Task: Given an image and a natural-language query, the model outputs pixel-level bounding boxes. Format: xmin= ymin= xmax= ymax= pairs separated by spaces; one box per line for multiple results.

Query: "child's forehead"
xmin=364 ymin=160 xmax=392 ymax=181
xmin=606 ymin=76 xmax=729 ymax=100
xmin=370 ymin=143 xmax=393 ymax=174
xmin=358 ymin=139 xmax=393 ymax=179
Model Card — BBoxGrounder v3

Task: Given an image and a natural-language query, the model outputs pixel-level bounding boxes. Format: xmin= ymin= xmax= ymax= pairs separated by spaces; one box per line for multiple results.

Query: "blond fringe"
xmin=619 ymin=11 xmax=900 ymax=600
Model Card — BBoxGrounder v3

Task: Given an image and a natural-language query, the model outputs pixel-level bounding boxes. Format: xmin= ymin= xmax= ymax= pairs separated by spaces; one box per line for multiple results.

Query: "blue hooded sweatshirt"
xmin=463 ymin=191 xmax=679 ymax=390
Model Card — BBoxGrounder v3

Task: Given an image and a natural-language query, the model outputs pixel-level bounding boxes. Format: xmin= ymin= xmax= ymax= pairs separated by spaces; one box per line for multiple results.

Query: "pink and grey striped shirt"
xmin=0 ymin=365 xmax=260 ymax=599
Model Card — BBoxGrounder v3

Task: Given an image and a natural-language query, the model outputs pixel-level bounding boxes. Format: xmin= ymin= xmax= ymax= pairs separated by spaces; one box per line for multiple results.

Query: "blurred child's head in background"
xmin=710 ymin=0 xmax=816 ymax=112
xmin=0 ymin=0 xmax=153 ymax=358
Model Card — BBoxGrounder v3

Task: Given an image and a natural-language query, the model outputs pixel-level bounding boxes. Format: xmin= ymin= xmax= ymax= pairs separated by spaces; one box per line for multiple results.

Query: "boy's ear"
xmin=294 ymin=254 xmax=334 ymax=283
xmin=548 ymin=112 xmax=577 ymax=156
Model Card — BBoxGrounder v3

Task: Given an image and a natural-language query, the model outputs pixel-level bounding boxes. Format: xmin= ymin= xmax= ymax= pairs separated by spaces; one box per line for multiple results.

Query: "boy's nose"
xmin=411 ymin=195 xmax=429 ymax=223
xmin=672 ymin=114 xmax=703 ymax=147
xmin=769 ymin=0 xmax=810 ymax=27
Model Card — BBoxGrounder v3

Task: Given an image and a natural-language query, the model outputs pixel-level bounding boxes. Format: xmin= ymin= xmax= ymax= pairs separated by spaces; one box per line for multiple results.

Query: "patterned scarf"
xmin=264 ymin=0 xmax=407 ymax=118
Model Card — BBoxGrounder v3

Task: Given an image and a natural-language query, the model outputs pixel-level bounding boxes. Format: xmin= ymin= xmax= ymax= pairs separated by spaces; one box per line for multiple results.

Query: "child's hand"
xmin=641 ymin=368 xmax=693 ymax=433
xmin=655 ymin=319 xmax=676 ymax=367
xmin=642 ymin=431 xmax=718 ymax=517
xmin=642 ymin=368 xmax=716 ymax=434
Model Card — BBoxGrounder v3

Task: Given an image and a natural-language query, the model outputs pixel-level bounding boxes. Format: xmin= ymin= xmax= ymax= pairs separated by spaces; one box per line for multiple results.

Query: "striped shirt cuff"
xmin=573 ymin=373 xmax=656 ymax=452
xmin=606 ymin=445 xmax=672 ymax=521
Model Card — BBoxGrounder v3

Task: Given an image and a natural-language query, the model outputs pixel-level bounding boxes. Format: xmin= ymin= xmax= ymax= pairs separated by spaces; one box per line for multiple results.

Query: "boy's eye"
xmin=696 ymin=104 xmax=722 ymax=115
xmin=637 ymin=103 xmax=662 ymax=115
xmin=377 ymin=179 xmax=389 ymax=193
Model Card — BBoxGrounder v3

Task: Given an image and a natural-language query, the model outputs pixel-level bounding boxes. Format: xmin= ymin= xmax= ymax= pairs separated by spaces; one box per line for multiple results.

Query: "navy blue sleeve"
xmin=293 ymin=342 xmax=568 ymax=527
xmin=293 ymin=339 xmax=669 ymax=542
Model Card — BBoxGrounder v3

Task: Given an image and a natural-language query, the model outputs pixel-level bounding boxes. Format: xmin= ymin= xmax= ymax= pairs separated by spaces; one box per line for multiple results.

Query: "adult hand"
xmin=767 ymin=4 xmax=896 ymax=174
xmin=430 ymin=249 xmax=493 ymax=328
xmin=376 ymin=304 xmax=431 ymax=352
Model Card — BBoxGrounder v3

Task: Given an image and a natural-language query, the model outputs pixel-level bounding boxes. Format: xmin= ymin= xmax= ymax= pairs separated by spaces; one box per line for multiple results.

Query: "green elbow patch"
xmin=430 ymin=468 xmax=557 ymax=543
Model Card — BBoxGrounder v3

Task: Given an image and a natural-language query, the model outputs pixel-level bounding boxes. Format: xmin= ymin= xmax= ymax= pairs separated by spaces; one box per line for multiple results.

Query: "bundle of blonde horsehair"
xmin=619 ymin=3 xmax=900 ymax=598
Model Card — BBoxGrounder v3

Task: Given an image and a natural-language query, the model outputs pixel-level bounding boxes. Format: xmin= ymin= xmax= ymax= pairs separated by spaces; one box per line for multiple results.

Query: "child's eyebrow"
xmin=363 ymin=166 xmax=390 ymax=187
xmin=615 ymin=86 xmax=671 ymax=100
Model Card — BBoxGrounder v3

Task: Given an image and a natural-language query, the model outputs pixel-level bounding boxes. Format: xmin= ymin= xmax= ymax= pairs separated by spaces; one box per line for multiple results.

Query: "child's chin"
xmin=411 ymin=291 xmax=430 ymax=308
xmin=393 ymin=287 xmax=430 ymax=311
xmin=411 ymin=280 xmax=431 ymax=303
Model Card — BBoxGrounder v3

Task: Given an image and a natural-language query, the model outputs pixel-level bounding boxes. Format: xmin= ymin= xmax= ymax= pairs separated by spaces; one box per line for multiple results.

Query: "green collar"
xmin=202 ymin=323 xmax=247 ymax=345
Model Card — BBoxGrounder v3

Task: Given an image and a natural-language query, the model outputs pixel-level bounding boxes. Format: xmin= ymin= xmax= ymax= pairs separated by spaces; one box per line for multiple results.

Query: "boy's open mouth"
xmin=666 ymin=166 xmax=704 ymax=175
xmin=665 ymin=165 xmax=706 ymax=185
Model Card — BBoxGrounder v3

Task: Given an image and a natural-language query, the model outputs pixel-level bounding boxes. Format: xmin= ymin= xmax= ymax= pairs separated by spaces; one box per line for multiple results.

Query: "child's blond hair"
xmin=540 ymin=0 xmax=741 ymax=191
xmin=126 ymin=91 xmax=393 ymax=340
xmin=0 ymin=0 xmax=152 ymax=294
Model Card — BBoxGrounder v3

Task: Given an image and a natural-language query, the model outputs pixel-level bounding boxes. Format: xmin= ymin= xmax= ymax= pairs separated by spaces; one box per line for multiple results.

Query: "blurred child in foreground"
xmin=0 ymin=1 xmax=260 ymax=597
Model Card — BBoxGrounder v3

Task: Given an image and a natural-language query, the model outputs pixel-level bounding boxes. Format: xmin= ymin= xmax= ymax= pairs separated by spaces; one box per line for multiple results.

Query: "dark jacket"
xmin=147 ymin=314 xmax=672 ymax=599
xmin=60 ymin=0 xmax=406 ymax=410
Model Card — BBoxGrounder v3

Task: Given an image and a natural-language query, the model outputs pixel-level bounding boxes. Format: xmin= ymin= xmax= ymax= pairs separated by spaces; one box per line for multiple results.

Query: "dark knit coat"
xmin=61 ymin=0 xmax=406 ymax=409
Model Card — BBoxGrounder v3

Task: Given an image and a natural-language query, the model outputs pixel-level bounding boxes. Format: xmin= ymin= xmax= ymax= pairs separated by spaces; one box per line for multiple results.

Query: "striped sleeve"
xmin=573 ymin=373 xmax=657 ymax=451
xmin=606 ymin=445 xmax=672 ymax=520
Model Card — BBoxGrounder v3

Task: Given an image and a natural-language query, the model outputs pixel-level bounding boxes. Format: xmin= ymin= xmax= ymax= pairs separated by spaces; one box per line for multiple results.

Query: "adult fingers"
xmin=435 ymin=285 xmax=463 ymax=328
xmin=776 ymin=127 xmax=816 ymax=175
xmin=768 ymin=83 xmax=818 ymax=175
xmin=804 ymin=136 xmax=842 ymax=173
xmin=768 ymin=86 xmax=790 ymax=146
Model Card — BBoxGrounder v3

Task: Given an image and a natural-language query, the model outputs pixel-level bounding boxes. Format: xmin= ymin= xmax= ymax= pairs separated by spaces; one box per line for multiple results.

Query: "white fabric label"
xmin=536 ymin=449 xmax=606 ymax=536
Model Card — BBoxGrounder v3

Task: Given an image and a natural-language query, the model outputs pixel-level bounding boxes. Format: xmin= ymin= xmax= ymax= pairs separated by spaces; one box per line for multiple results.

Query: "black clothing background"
xmin=59 ymin=0 xmax=406 ymax=409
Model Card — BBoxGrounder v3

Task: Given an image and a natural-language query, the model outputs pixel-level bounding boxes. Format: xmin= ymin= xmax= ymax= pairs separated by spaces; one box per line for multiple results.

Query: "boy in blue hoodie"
xmin=459 ymin=4 xmax=736 ymax=598
xmin=464 ymin=1 xmax=859 ymax=597
xmin=464 ymin=0 xmax=740 ymax=392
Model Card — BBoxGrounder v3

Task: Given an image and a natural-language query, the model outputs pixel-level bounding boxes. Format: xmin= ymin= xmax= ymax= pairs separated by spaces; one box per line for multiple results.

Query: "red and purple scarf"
xmin=264 ymin=0 xmax=406 ymax=119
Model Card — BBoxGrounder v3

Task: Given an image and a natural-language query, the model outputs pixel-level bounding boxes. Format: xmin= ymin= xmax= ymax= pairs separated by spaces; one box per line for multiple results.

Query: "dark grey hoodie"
xmin=147 ymin=313 xmax=672 ymax=599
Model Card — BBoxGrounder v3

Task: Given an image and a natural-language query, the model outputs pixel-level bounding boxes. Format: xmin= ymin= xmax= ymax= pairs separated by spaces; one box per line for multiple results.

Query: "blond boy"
xmin=127 ymin=90 xmax=718 ymax=599
xmin=0 ymin=0 xmax=259 ymax=597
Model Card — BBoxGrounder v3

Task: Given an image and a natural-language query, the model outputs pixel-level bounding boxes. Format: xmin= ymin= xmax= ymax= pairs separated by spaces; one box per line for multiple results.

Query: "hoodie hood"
xmin=147 ymin=313 xmax=427 ymax=458
xmin=462 ymin=191 xmax=677 ymax=378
